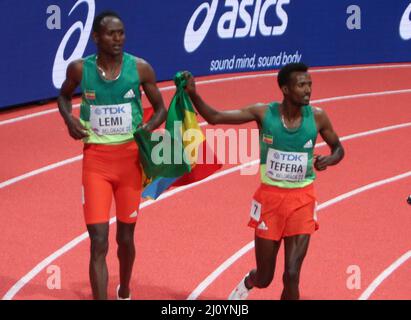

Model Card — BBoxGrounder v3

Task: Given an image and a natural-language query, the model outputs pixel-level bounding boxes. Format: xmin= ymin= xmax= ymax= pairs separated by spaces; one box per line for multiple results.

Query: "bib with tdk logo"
xmin=89 ymin=103 xmax=133 ymax=136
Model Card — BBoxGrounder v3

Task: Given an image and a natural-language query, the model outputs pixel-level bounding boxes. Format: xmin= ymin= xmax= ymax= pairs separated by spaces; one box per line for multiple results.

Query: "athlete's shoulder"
xmin=68 ymin=58 xmax=84 ymax=70
xmin=66 ymin=59 xmax=84 ymax=82
xmin=135 ymin=56 xmax=152 ymax=69
xmin=311 ymin=105 xmax=328 ymax=120
xmin=268 ymin=101 xmax=281 ymax=108
xmin=247 ymin=103 xmax=270 ymax=123
xmin=310 ymin=105 xmax=323 ymax=114
xmin=257 ymin=101 xmax=280 ymax=114
xmin=253 ymin=102 xmax=270 ymax=109
xmin=135 ymin=57 xmax=156 ymax=82
xmin=249 ymin=102 xmax=270 ymax=113
xmin=310 ymin=105 xmax=331 ymax=130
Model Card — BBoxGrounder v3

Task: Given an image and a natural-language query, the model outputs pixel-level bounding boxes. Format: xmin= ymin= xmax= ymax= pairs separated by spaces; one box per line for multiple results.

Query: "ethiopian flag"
xmin=134 ymin=72 xmax=222 ymax=200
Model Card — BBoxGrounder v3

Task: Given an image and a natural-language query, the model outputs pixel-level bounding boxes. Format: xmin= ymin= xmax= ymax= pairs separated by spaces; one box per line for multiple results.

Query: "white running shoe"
xmin=228 ymin=274 xmax=251 ymax=300
xmin=116 ymin=285 xmax=131 ymax=300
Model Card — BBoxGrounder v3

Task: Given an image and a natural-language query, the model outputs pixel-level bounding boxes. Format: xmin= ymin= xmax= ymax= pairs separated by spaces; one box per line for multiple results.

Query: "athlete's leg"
xmin=113 ymin=143 xmax=142 ymax=299
xmin=246 ymin=234 xmax=282 ymax=289
xmin=83 ymin=164 xmax=112 ymax=300
xmin=87 ymin=223 xmax=110 ymax=300
xmin=116 ymin=221 xmax=136 ymax=298
xmin=281 ymin=234 xmax=310 ymax=300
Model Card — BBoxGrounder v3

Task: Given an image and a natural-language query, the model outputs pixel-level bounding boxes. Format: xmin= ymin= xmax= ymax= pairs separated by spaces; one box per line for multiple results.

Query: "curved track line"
xmin=0 ymin=156 xmax=82 ymax=189
xmin=1 ymin=63 xmax=411 ymax=126
xmin=1 ymin=160 xmax=258 ymax=300
xmin=313 ymin=89 xmax=411 ymax=104
xmin=2 ymin=123 xmax=411 ymax=300
xmin=2 ymin=90 xmax=411 ymax=189
xmin=187 ymin=171 xmax=411 ymax=300
xmin=358 ymin=250 xmax=411 ymax=300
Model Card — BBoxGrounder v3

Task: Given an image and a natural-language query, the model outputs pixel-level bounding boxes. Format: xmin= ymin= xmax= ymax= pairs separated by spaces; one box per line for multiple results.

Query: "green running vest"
xmin=79 ymin=53 xmax=143 ymax=144
xmin=260 ymin=102 xmax=318 ymax=188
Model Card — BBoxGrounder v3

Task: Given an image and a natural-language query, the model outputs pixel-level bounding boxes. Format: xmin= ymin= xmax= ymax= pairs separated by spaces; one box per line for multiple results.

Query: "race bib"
xmin=250 ymin=199 xmax=262 ymax=222
xmin=266 ymin=148 xmax=308 ymax=182
xmin=90 ymin=103 xmax=132 ymax=135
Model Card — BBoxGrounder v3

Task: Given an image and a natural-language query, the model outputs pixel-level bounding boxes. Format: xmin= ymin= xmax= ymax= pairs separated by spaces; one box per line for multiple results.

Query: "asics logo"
xmin=400 ymin=3 xmax=411 ymax=40
xmin=52 ymin=0 xmax=95 ymax=88
xmin=185 ymin=0 xmax=219 ymax=53
xmin=184 ymin=0 xmax=290 ymax=53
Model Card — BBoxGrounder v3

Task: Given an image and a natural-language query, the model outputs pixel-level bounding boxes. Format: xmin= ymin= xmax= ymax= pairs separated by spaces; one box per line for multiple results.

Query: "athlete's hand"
xmin=183 ymin=71 xmax=197 ymax=97
xmin=65 ymin=115 xmax=88 ymax=140
xmin=314 ymin=154 xmax=332 ymax=171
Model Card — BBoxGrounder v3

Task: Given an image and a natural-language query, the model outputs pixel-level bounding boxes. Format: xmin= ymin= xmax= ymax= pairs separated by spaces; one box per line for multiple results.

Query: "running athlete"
xmin=184 ymin=63 xmax=344 ymax=300
xmin=57 ymin=11 xmax=167 ymax=300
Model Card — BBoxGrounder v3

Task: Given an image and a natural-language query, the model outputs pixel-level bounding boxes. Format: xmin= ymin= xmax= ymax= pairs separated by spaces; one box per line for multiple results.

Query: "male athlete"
xmin=184 ymin=63 xmax=344 ymax=300
xmin=58 ymin=11 xmax=167 ymax=300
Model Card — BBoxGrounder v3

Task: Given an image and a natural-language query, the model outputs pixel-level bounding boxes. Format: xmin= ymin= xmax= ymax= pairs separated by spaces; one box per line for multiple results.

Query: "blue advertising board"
xmin=1 ymin=0 xmax=410 ymax=108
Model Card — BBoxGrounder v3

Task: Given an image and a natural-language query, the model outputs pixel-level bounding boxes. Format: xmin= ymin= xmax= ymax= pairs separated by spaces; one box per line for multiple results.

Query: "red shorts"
xmin=248 ymin=183 xmax=318 ymax=241
xmin=82 ymin=141 xmax=142 ymax=225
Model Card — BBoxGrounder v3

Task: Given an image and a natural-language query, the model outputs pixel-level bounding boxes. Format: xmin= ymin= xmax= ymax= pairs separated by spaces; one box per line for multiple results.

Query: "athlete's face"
xmin=283 ymin=72 xmax=312 ymax=106
xmin=94 ymin=17 xmax=125 ymax=56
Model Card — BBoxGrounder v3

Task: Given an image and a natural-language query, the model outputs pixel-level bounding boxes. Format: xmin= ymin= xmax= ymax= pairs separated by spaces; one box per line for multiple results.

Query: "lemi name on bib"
xmin=90 ymin=103 xmax=132 ymax=135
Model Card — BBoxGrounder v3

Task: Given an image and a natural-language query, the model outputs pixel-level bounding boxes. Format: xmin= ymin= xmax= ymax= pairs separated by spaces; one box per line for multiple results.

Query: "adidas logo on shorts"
xmin=257 ymin=221 xmax=268 ymax=230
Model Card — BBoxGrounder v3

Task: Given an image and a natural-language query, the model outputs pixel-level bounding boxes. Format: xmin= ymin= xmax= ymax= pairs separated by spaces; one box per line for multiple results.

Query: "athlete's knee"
xmin=116 ymin=231 xmax=134 ymax=248
xmin=90 ymin=235 xmax=109 ymax=258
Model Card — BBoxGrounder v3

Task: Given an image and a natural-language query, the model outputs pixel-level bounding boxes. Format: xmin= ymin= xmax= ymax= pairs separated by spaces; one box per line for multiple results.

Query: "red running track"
xmin=0 ymin=63 xmax=411 ymax=300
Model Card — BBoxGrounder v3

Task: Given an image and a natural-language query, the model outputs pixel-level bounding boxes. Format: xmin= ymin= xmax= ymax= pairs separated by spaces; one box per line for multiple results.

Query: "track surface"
xmin=1 ymin=64 xmax=411 ymax=300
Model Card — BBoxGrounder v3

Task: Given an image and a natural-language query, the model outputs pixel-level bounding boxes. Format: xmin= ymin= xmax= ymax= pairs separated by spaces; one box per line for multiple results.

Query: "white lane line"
xmin=0 ymin=156 xmax=83 ymax=189
xmin=1 ymin=63 xmax=411 ymax=126
xmin=2 ymin=119 xmax=411 ymax=190
xmin=1 ymin=160 xmax=259 ymax=300
xmin=2 ymin=232 xmax=90 ymax=301
xmin=185 ymin=64 xmax=411 ymax=86
xmin=0 ymin=108 xmax=61 ymax=126
xmin=3 ymin=122 xmax=411 ymax=300
xmin=337 ymin=122 xmax=411 ymax=144
xmin=0 ymin=120 xmax=205 ymax=189
xmin=187 ymin=241 xmax=256 ymax=301
xmin=2 ymin=86 xmax=410 ymax=130
xmin=313 ymin=89 xmax=411 ymax=104
xmin=187 ymin=171 xmax=411 ymax=300
xmin=2 ymin=88 xmax=411 ymax=189
xmin=358 ymin=251 xmax=411 ymax=300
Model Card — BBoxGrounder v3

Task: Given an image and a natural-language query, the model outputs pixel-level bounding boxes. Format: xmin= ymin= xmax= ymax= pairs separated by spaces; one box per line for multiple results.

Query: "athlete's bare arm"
xmin=57 ymin=60 xmax=88 ymax=140
xmin=137 ymin=58 xmax=167 ymax=131
xmin=313 ymin=107 xmax=344 ymax=171
xmin=184 ymin=72 xmax=267 ymax=126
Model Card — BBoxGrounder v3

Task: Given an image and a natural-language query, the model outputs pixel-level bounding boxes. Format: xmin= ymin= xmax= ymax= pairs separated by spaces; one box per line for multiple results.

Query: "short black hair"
xmin=277 ymin=63 xmax=309 ymax=88
xmin=92 ymin=11 xmax=122 ymax=33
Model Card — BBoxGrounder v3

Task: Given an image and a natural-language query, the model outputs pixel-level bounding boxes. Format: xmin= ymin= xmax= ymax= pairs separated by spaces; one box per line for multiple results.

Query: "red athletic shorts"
xmin=248 ymin=183 xmax=318 ymax=241
xmin=82 ymin=141 xmax=142 ymax=225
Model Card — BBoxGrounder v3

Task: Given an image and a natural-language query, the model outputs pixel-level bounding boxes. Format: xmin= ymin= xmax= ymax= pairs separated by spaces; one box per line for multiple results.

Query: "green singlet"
xmin=260 ymin=102 xmax=318 ymax=188
xmin=79 ymin=53 xmax=143 ymax=144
